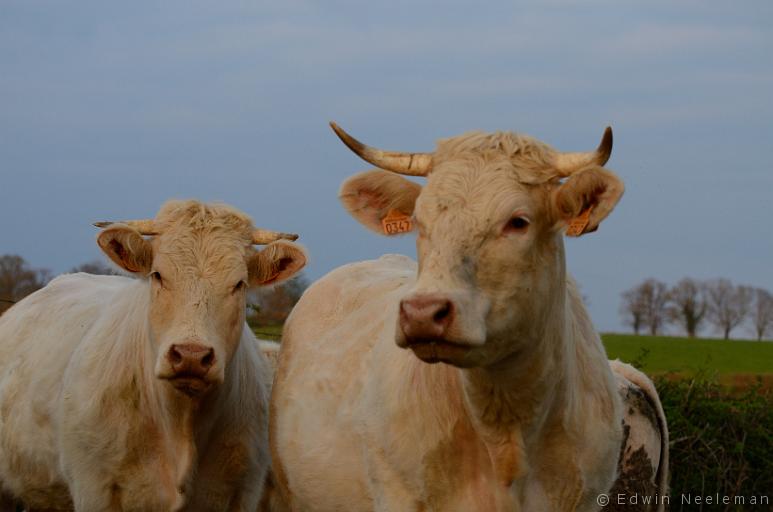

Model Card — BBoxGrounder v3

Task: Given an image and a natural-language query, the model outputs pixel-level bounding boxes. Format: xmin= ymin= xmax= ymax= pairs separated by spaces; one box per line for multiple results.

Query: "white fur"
xmin=272 ymin=256 xmax=623 ymax=511
xmin=0 ymin=274 xmax=270 ymax=511
xmin=271 ymin=128 xmax=656 ymax=511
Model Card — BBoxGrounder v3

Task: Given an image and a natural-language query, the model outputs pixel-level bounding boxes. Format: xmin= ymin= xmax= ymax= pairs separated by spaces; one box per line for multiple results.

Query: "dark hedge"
xmin=657 ymin=374 xmax=773 ymax=511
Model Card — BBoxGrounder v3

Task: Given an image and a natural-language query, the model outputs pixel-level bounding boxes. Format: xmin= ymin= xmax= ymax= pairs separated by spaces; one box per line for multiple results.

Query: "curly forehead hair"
xmin=432 ymin=131 xmax=565 ymax=185
xmin=153 ymin=200 xmax=255 ymax=241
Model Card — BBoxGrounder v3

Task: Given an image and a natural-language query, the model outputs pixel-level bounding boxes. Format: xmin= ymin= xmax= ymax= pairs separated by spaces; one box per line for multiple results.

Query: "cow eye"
xmin=232 ymin=280 xmax=247 ymax=294
xmin=504 ymin=216 xmax=530 ymax=234
xmin=150 ymin=271 xmax=163 ymax=285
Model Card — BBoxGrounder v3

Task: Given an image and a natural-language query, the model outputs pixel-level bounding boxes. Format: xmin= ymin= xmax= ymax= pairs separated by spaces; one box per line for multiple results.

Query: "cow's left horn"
xmin=252 ymin=229 xmax=299 ymax=245
xmin=330 ymin=122 xmax=432 ymax=177
xmin=553 ymin=126 xmax=613 ymax=176
xmin=93 ymin=219 xmax=158 ymax=235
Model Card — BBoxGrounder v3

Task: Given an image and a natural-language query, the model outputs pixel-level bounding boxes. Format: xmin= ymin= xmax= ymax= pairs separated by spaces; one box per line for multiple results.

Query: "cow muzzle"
xmin=400 ymin=294 xmax=454 ymax=340
xmin=163 ymin=342 xmax=216 ymax=396
xmin=398 ymin=294 xmax=473 ymax=364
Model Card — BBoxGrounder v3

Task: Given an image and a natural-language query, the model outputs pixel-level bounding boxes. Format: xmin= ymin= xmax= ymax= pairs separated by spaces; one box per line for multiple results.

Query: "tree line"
xmin=0 ymin=254 xmax=307 ymax=326
xmin=620 ymin=277 xmax=773 ymax=340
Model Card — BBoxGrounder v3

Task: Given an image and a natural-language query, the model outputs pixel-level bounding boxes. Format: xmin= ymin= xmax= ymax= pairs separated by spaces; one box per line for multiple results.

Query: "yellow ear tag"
xmin=565 ymin=207 xmax=592 ymax=237
xmin=381 ymin=209 xmax=413 ymax=235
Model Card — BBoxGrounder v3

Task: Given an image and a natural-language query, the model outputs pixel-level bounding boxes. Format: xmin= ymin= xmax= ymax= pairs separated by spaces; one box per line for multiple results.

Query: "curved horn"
xmin=93 ymin=219 xmax=158 ymax=235
xmin=553 ymin=126 xmax=613 ymax=176
xmin=252 ymin=229 xmax=299 ymax=245
xmin=330 ymin=122 xmax=432 ymax=177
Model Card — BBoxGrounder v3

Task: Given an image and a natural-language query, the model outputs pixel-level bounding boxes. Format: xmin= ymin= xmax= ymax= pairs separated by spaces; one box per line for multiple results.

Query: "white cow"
xmin=0 ymin=200 xmax=306 ymax=511
xmin=270 ymin=124 xmax=667 ymax=511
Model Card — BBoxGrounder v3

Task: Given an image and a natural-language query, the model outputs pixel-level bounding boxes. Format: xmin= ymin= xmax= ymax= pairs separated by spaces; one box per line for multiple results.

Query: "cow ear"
xmin=97 ymin=225 xmax=153 ymax=274
xmin=248 ymin=241 xmax=307 ymax=287
xmin=552 ymin=167 xmax=624 ymax=236
xmin=339 ymin=170 xmax=421 ymax=236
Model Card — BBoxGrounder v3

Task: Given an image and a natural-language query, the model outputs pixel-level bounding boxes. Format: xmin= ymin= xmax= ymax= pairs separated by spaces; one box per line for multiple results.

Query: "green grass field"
xmin=251 ymin=324 xmax=283 ymax=341
xmin=602 ymin=333 xmax=773 ymax=376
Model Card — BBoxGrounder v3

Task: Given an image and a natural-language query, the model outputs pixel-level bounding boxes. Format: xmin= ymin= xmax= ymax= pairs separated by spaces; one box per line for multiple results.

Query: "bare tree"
xmin=0 ymin=254 xmax=51 ymax=315
xmin=620 ymin=279 xmax=670 ymax=335
xmin=643 ymin=279 xmax=670 ymax=336
xmin=750 ymin=288 xmax=773 ymax=341
xmin=668 ymin=278 xmax=708 ymax=338
xmin=70 ymin=260 xmax=121 ymax=276
xmin=706 ymin=279 xmax=752 ymax=340
xmin=620 ymin=287 xmax=646 ymax=335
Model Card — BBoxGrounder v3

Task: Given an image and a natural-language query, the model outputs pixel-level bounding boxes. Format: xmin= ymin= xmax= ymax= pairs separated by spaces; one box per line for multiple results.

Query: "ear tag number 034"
xmin=565 ymin=207 xmax=592 ymax=237
xmin=382 ymin=209 xmax=412 ymax=235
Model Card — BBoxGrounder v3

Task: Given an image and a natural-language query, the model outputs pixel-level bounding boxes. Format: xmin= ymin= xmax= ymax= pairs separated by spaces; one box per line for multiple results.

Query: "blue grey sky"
xmin=1 ymin=0 xmax=771 ymax=333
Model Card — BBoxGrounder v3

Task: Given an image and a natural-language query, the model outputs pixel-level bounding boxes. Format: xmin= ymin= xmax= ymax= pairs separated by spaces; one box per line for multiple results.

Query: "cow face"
xmin=337 ymin=127 xmax=622 ymax=368
xmin=97 ymin=201 xmax=306 ymax=397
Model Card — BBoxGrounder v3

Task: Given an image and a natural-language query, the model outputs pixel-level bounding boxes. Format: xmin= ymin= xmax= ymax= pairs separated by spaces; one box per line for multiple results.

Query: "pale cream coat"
xmin=271 ymin=128 xmax=665 ymax=511
xmin=0 ymin=200 xmax=307 ymax=511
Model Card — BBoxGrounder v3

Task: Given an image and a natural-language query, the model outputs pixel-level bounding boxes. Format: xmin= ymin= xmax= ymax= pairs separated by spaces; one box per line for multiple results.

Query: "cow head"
xmin=95 ymin=200 xmax=306 ymax=397
xmin=334 ymin=123 xmax=623 ymax=368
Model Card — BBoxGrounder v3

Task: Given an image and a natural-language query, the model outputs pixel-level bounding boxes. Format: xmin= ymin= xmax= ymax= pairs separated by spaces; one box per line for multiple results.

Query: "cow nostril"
xmin=169 ymin=346 xmax=183 ymax=365
xmin=201 ymin=350 xmax=214 ymax=369
xmin=433 ymin=302 xmax=452 ymax=324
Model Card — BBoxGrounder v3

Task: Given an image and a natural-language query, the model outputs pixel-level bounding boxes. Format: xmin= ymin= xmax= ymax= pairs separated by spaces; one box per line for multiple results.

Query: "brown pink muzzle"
xmin=399 ymin=294 xmax=455 ymax=343
xmin=398 ymin=293 xmax=484 ymax=365
xmin=163 ymin=342 xmax=216 ymax=395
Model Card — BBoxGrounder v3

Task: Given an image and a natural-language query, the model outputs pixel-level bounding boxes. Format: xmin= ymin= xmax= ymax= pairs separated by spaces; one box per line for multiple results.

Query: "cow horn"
xmin=252 ymin=229 xmax=299 ymax=245
xmin=553 ymin=126 xmax=613 ymax=176
xmin=330 ymin=122 xmax=432 ymax=177
xmin=93 ymin=219 xmax=158 ymax=235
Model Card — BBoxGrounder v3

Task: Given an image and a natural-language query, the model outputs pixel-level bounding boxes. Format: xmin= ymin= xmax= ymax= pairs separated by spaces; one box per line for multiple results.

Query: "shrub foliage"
xmin=657 ymin=373 xmax=772 ymax=510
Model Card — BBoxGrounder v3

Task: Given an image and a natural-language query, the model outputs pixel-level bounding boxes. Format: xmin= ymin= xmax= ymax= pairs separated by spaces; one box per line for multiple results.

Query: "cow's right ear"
xmin=97 ymin=225 xmax=153 ymax=274
xmin=248 ymin=241 xmax=307 ymax=287
xmin=339 ymin=170 xmax=422 ymax=235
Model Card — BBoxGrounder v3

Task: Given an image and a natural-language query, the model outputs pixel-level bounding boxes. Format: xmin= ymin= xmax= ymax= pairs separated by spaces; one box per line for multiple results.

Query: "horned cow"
xmin=0 ymin=200 xmax=306 ymax=511
xmin=270 ymin=124 xmax=668 ymax=511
